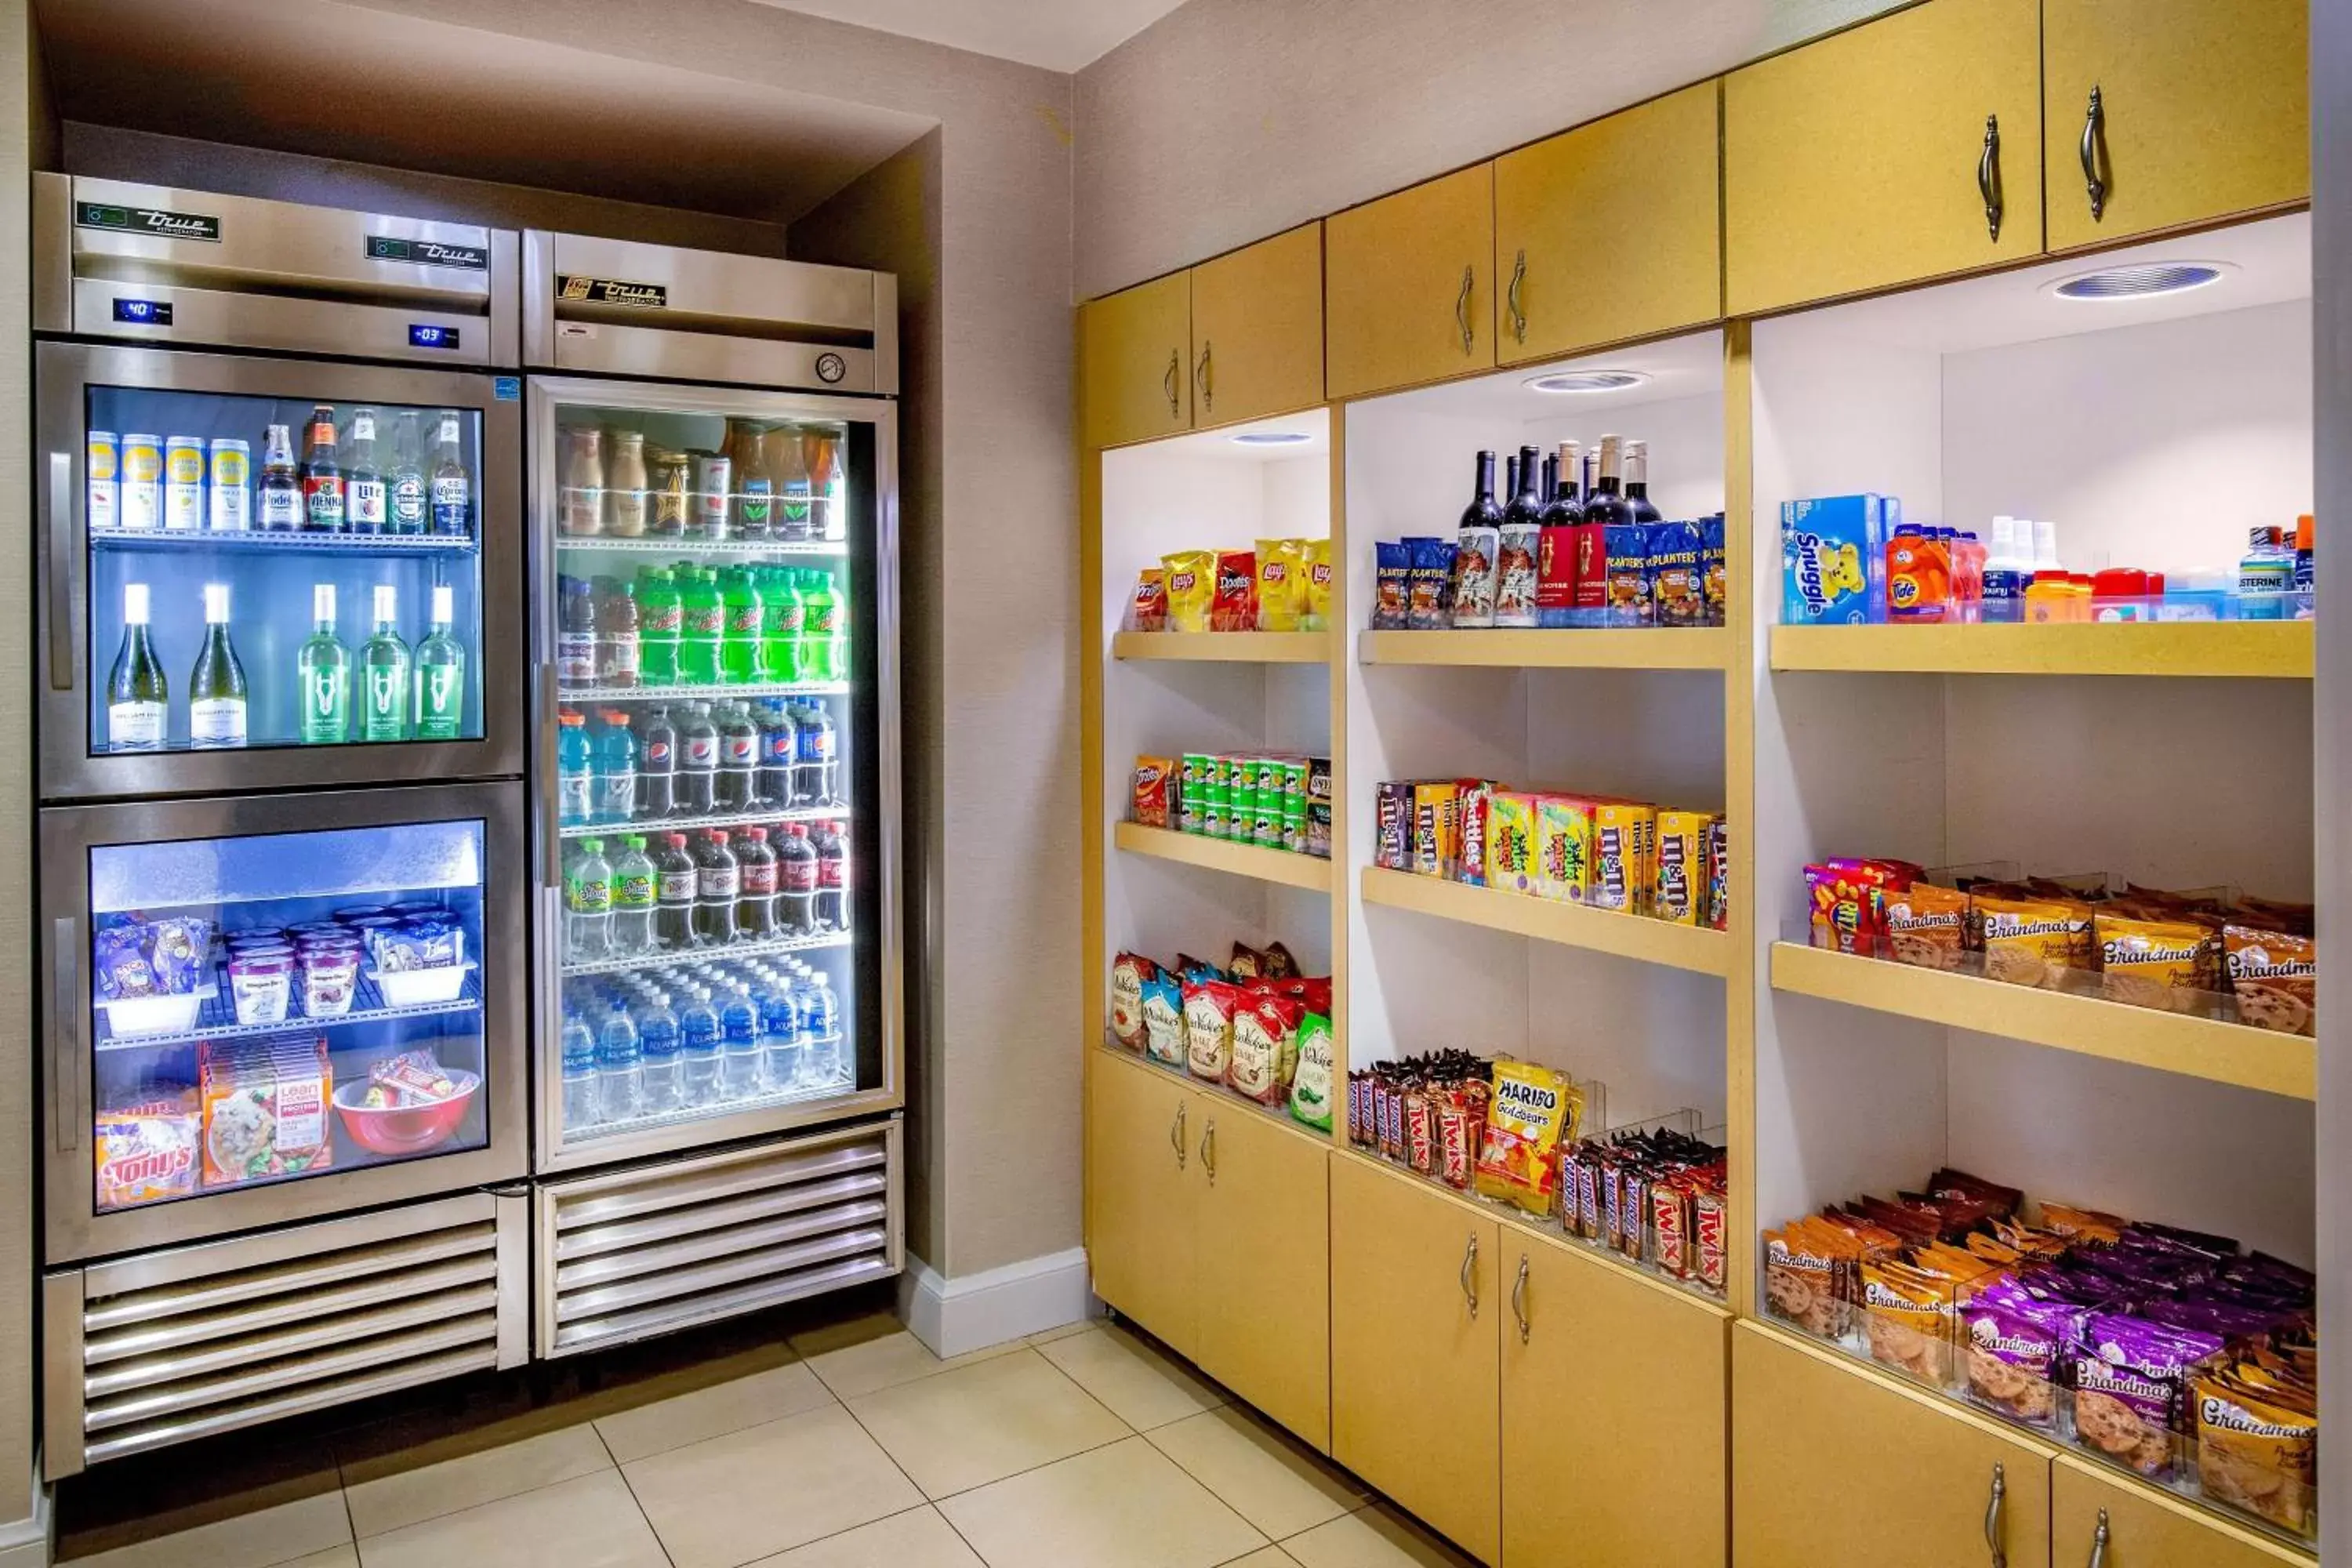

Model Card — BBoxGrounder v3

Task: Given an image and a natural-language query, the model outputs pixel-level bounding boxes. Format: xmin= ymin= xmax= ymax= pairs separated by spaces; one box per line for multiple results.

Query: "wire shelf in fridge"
xmin=557 ymin=680 xmax=850 ymax=703
xmin=552 ymin=533 xmax=847 ymax=558
xmin=557 ymin=804 xmax=844 ymax=841
xmin=95 ymin=963 xmax=485 ymax=1051
xmin=89 ymin=528 xmax=477 ymax=557
xmin=560 ymin=928 xmax=854 ymax=978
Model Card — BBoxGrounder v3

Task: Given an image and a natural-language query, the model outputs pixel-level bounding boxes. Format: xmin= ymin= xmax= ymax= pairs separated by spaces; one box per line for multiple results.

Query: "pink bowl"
xmin=332 ymin=1071 xmax=480 ymax=1156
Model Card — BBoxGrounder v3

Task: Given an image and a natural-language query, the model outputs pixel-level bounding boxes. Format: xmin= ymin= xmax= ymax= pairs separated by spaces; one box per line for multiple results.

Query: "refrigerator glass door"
xmin=39 ymin=343 xmax=523 ymax=800
xmin=45 ymin=783 xmax=528 ymax=1263
xmin=530 ymin=379 xmax=898 ymax=1171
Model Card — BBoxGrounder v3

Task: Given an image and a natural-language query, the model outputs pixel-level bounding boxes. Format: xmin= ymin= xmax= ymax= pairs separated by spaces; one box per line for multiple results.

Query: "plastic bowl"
xmin=332 ymin=1070 xmax=479 ymax=1156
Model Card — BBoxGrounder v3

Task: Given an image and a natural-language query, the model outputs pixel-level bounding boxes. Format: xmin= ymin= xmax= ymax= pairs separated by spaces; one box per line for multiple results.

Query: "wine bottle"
xmin=187 ymin=582 xmax=248 ymax=749
xmin=1624 ymin=439 xmax=1662 ymax=524
xmin=105 ymin=582 xmax=168 ymax=751
xmin=1460 ymin=450 xmax=1504 ymax=533
xmin=1504 ymin=444 xmax=1544 ymax=531
xmin=361 ymin=584 xmax=411 ymax=741
xmin=1540 ymin=441 xmax=1584 ymax=526
xmin=414 ymin=584 xmax=466 ymax=741
xmin=297 ymin=583 xmax=350 ymax=744
xmin=1583 ymin=434 xmax=1634 ymax=528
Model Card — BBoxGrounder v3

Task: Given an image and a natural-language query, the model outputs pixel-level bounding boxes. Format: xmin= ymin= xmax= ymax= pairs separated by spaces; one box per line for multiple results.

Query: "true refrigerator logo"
xmin=557 ymin=274 xmax=670 ymax=309
xmin=77 ymin=202 xmax=221 ymax=242
xmin=368 ymin=235 xmax=490 ymax=270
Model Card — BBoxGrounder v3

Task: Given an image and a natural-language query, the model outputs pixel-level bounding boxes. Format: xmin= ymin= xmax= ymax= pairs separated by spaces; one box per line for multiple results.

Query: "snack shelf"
xmin=554 ymin=534 xmax=847 ymax=558
xmin=1360 ymin=867 xmax=1732 ymax=978
xmin=556 ymin=805 xmax=837 ymax=841
xmin=1358 ymin=627 xmax=1731 ymax=670
xmin=1098 ymin=1040 xmax=1334 ymax=1152
xmin=559 ymin=928 xmax=853 ymax=978
xmin=557 ymin=679 xmax=850 ymax=703
xmin=1769 ymin=621 xmax=2314 ymax=680
xmin=95 ymin=967 xmax=484 ymax=1051
xmin=1112 ymin=631 xmax=1330 ymax=664
xmin=1114 ymin=822 xmax=1334 ymax=893
xmin=89 ymin=529 xmax=477 ymax=557
xmin=1768 ymin=942 xmax=2315 ymax=1101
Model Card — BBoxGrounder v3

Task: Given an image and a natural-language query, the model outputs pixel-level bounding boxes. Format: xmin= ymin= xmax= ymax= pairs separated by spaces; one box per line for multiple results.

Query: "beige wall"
xmin=1073 ymin=0 xmax=1912 ymax=299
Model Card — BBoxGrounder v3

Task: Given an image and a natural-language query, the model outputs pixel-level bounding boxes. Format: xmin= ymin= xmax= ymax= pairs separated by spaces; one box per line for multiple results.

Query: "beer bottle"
xmin=299 ymin=405 xmax=345 ymax=532
xmin=346 ymin=407 xmax=387 ymax=534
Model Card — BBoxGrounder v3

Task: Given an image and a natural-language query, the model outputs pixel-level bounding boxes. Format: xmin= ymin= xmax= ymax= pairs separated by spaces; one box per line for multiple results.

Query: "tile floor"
xmin=52 ymin=1306 xmax=1479 ymax=1568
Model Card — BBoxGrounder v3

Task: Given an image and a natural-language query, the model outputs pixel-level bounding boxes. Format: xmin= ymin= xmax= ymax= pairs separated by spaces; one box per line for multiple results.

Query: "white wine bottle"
xmin=187 ymin=582 xmax=248 ymax=749
xmin=105 ymin=582 xmax=167 ymax=751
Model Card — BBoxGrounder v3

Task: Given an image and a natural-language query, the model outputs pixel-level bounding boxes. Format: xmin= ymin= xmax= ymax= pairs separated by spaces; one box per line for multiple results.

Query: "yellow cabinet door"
xmin=1724 ymin=0 xmax=2042 ymax=316
xmin=2043 ymin=0 xmax=2308 ymax=252
xmin=1080 ymin=271 xmax=1191 ymax=450
xmin=1189 ymin=224 xmax=1325 ymax=430
xmin=1193 ymin=1107 xmax=1331 ymax=1452
xmin=1732 ymin=1323 xmax=2054 ymax=1568
xmin=1086 ymin=1054 xmax=1201 ymax=1359
xmin=1325 ymin=165 xmax=1495 ymax=400
xmin=1501 ymin=1243 xmax=1729 ymax=1568
xmin=1330 ymin=1155 xmax=1500 ymax=1564
xmin=2052 ymin=1455 xmax=2312 ymax=1568
xmin=1494 ymin=83 xmax=1722 ymax=365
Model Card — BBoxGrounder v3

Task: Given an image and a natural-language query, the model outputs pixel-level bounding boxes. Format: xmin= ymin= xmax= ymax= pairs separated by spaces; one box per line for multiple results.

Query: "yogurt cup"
xmin=227 ymin=953 xmax=293 ymax=1025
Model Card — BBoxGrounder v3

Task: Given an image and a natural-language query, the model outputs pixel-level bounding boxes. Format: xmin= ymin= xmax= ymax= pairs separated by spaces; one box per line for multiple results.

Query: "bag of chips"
xmin=1162 ymin=550 xmax=1216 ymax=633
xmin=1129 ymin=568 xmax=1167 ymax=633
xmin=1131 ymin=756 xmax=1175 ymax=830
xmin=1301 ymin=540 xmax=1334 ymax=631
xmin=1288 ymin=1011 xmax=1334 ymax=1131
xmin=1229 ymin=991 xmax=1305 ymax=1105
xmin=1471 ymin=1061 xmax=1581 ymax=1217
xmin=1211 ymin=550 xmax=1258 ymax=632
xmin=1140 ymin=970 xmax=1186 ymax=1067
xmin=1372 ymin=542 xmax=1410 ymax=630
xmin=1182 ymin=978 xmax=1242 ymax=1082
xmin=1108 ymin=953 xmax=1157 ymax=1051
xmin=1255 ymin=539 xmax=1306 ymax=632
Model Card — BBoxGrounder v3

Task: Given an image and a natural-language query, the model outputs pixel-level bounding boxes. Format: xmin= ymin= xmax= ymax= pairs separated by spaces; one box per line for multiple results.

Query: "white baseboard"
xmin=897 ymin=1247 xmax=1095 ymax=1359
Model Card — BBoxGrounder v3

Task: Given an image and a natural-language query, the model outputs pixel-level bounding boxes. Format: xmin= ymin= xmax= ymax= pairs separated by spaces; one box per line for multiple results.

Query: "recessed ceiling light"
xmin=1523 ymin=369 xmax=1650 ymax=394
xmin=2049 ymin=261 xmax=2228 ymax=301
xmin=1229 ymin=430 xmax=1313 ymax=445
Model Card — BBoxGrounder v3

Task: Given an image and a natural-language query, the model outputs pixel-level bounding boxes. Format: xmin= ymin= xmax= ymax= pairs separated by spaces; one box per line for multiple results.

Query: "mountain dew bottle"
xmin=797 ymin=568 xmax=843 ymax=682
xmin=677 ymin=568 xmax=723 ymax=684
xmin=758 ymin=566 xmax=803 ymax=683
xmin=637 ymin=567 xmax=681 ymax=686
xmin=719 ymin=567 xmax=763 ymax=684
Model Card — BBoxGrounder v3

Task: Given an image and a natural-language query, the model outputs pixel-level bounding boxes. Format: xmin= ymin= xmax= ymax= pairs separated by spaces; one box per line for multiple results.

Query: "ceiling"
xmin=34 ymin=0 xmax=939 ymax=227
xmin=749 ymin=0 xmax=1189 ymax=71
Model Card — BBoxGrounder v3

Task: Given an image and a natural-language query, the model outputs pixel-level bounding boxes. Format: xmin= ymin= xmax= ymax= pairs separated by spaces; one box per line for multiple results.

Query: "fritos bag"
xmin=1472 ymin=1062 xmax=1581 ymax=1217
xmin=1129 ymin=568 xmax=1167 ymax=632
xmin=1131 ymin=756 xmax=1175 ymax=830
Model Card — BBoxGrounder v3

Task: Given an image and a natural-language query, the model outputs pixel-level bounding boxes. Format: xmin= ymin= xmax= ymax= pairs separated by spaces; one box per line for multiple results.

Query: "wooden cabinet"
xmin=1724 ymin=0 xmax=2042 ymax=316
xmin=1193 ymin=1102 xmax=1331 ymax=1450
xmin=1085 ymin=1052 xmax=1202 ymax=1359
xmin=1325 ymin=165 xmax=1495 ymax=400
xmin=1330 ymin=1155 xmax=1500 ymax=1565
xmin=1188 ymin=224 xmax=1324 ymax=430
xmin=1494 ymin=83 xmax=1722 ymax=365
xmin=1080 ymin=270 xmax=1191 ymax=450
xmin=2051 ymin=1455 xmax=2310 ymax=1568
xmin=2042 ymin=0 xmax=2308 ymax=252
xmin=1731 ymin=1323 xmax=2055 ymax=1568
xmin=1501 ymin=1243 xmax=1729 ymax=1567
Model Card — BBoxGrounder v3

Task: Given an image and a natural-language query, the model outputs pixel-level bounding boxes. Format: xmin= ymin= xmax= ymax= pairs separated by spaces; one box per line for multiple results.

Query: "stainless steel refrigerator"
xmin=520 ymin=231 xmax=905 ymax=1359
xmin=32 ymin=175 xmax=532 ymax=1477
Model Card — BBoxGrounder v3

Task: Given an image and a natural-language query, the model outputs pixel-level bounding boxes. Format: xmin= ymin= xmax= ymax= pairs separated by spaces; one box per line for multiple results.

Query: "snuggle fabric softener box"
xmin=1780 ymin=494 xmax=1889 ymax=624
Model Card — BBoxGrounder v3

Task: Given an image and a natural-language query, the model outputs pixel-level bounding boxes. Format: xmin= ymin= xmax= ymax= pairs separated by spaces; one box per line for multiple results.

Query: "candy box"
xmin=1412 ymin=782 xmax=1461 ymax=878
xmin=1591 ymin=803 xmax=1655 ymax=913
xmin=1486 ymin=792 xmax=1541 ymax=895
xmin=1782 ymin=494 xmax=1888 ymax=625
xmin=1374 ymin=782 xmax=1414 ymax=871
xmin=1454 ymin=782 xmax=1495 ymax=887
xmin=1534 ymin=795 xmax=1598 ymax=903
xmin=1653 ymin=810 xmax=1714 ymax=925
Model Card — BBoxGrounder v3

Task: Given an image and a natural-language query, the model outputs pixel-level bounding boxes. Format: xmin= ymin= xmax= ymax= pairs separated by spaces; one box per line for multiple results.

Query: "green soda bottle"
xmin=760 ymin=567 xmax=804 ymax=682
xmin=719 ymin=566 xmax=763 ymax=684
xmin=637 ymin=566 xmax=681 ymax=686
xmin=799 ymin=568 xmax=842 ymax=682
xmin=677 ymin=567 xmax=723 ymax=684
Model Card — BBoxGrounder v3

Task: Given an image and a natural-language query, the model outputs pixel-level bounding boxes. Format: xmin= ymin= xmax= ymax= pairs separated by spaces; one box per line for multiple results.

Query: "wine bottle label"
xmin=417 ymin=663 xmax=464 ymax=739
xmin=362 ymin=667 xmax=405 ymax=738
xmin=659 ymin=869 xmax=698 ymax=902
xmin=699 ymin=867 xmax=739 ymax=899
xmin=348 ymin=478 xmax=388 ymax=527
xmin=299 ymin=668 xmax=347 ymax=743
xmin=188 ymin=697 xmax=247 ymax=746
xmin=107 ymin=700 xmax=165 ymax=749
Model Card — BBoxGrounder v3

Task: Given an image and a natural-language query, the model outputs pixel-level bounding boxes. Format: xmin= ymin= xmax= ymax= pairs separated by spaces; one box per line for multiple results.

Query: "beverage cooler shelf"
xmin=560 ymin=681 xmax=850 ymax=703
xmin=564 ymin=1066 xmax=857 ymax=1144
xmin=561 ymin=928 xmax=852 ymax=978
xmin=555 ymin=535 xmax=847 ymax=560
xmin=557 ymin=805 xmax=837 ymax=841
xmin=96 ymin=963 xmax=485 ymax=1052
xmin=91 ymin=531 xmax=478 ymax=557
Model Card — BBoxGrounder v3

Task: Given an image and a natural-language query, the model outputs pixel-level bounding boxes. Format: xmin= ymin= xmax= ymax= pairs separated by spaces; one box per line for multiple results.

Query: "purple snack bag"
xmin=2070 ymin=1316 xmax=2223 ymax=1478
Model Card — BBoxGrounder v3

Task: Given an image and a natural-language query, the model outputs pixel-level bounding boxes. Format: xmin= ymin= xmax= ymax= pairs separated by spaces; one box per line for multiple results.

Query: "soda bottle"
xmin=299 ymin=405 xmax=345 ymax=532
xmin=567 ymin=837 xmax=614 ymax=960
xmin=597 ymin=996 xmax=641 ymax=1120
xmin=756 ymin=699 xmax=797 ymax=808
xmin=258 ymin=423 xmax=302 ymax=532
xmin=612 ymin=833 xmax=658 ymax=955
xmin=694 ymin=829 xmax=741 ymax=946
xmin=777 ymin=823 xmax=818 ymax=935
xmin=388 ymin=411 xmax=428 ymax=535
xmin=678 ymin=986 xmax=722 ymax=1105
xmin=719 ymin=984 xmax=762 ymax=1099
xmin=636 ymin=989 xmax=681 ymax=1110
xmin=557 ymin=710 xmax=593 ymax=826
xmin=799 ymin=569 xmax=843 ymax=682
xmin=593 ymin=709 xmax=637 ymax=825
xmin=735 ymin=826 xmax=779 ymax=939
xmin=814 ymin=818 xmax=848 ymax=931
xmin=430 ymin=411 xmax=472 ymax=536
xmin=413 ymin=584 xmax=466 ymax=740
xmin=759 ymin=982 xmax=804 ymax=1091
xmin=804 ymin=973 xmax=842 ymax=1082
xmin=751 ymin=567 xmax=794 ymax=682
xmin=678 ymin=568 xmax=724 ymax=684
xmin=655 ymin=832 xmax=699 ymax=949
xmin=557 ymin=575 xmax=597 ymax=688
xmin=795 ymin=699 xmax=838 ymax=805
xmin=637 ymin=703 xmax=677 ymax=820
xmin=561 ymin=1008 xmax=601 ymax=1130
xmin=677 ymin=700 xmax=718 ymax=815
xmin=599 ymin=576 xmax=641 ymax=688
xmin=637 ymin=567 xmax=681 ymax=685
xmin=716 ymin=700 xmax=758 ymax=811
xmin=346 ymin=407 xmax=387 ymax=534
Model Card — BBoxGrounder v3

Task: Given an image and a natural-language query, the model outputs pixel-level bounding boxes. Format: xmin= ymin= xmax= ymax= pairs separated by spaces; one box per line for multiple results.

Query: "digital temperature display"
xmin=111 ymin=298 xmax=172 ymax=325
xmin=408 ymin=324 xmax=461 ymax=350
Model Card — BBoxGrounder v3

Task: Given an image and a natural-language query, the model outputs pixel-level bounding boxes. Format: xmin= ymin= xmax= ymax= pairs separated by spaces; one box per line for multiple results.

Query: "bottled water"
xmin=760 ymin=980 xmax=805 ymax=1091
xmin=720 ymin=984 xmax=764 ymax=1099
xmin=679 ymin=985 xmax=722 ymax=1105
xmin=804 ymin=975 xmax=842 ymax=1085
xmin=637 ymin=990 xmax=681 ymax=1112
xmin=561 ymin=1010 xmax=600 ymax=1129
xmin=597 ymin=997 xmax=641 ymax=1120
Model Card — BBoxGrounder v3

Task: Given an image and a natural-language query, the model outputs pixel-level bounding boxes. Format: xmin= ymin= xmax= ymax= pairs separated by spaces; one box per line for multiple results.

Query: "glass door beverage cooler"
xmin=524 ymin=232 xmax=902 ymax=1357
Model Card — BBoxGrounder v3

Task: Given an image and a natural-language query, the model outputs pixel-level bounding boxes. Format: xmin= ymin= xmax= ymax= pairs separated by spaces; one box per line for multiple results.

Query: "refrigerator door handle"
xmin=535 ymin=660 xmax=559 ymax=887
xmin=46 ymin=450 xmax=74 ymax=693
xmin=53 ymin=916 xmax=82 ymax=1153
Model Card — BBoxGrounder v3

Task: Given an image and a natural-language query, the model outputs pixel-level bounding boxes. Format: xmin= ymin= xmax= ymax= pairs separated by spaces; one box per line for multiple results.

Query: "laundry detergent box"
xmin=1781 ymin=494 xmax=1889 ymax=625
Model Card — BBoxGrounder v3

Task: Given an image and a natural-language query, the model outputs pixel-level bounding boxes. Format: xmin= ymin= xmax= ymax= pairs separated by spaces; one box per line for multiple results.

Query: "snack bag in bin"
xmin=1471 ymin=1061 xmax=1581 ymax=1217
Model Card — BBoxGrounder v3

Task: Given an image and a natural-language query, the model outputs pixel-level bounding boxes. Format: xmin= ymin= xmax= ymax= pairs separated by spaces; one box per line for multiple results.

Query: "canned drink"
xmin=86 ymin=430 xmax=119 ymax=532
xmin=652 ymin=450 xmax=691 ymax=536
xmin=120 ymin=434 xmax=162 ymax=531
xmin=691 ymin=453 xmax=731 ymax=539
xmin=207 ymin=438 xmax=251 ymax=531
xmin=163 ymin=435 xmax=205 ymax=531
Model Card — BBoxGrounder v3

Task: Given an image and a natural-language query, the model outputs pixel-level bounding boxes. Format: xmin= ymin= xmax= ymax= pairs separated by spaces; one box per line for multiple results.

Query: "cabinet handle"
xmin=1505 ymin=250 xmax=1527 ymax=344
xmin=1200 ymin=1119 xmax=1216 ymax=1182
xmin=1983 ymin=1462 xmax=2006 ymax=1568
xmin=1454 ymin=266 xmax=1475 ymax=355
xmin=1170 ymin=1101 xmax=1187 ymax=1169
xmin=2083 ymin=1508 xmax=2108 ymax=1568
xmin=53 ymin=916 xmax=81 ymax=1153
xmin=1458 ymin=1231 xmax=1479 ymax=1317
xmin=2081 ymin=85 xmax=2108 ymax=221
xmin=1978 ymin=115 xmax=2004 ymax=242
xmin=1510 ymin=1254 xmax=1530 ymax=1343
xmin=1163 ymin=349 xmax=1181 ymax=418
xmin=47 ymin=451 xmax=74 ymax=693
xmin=1193 ymin=341 xmax=1213 ymax=414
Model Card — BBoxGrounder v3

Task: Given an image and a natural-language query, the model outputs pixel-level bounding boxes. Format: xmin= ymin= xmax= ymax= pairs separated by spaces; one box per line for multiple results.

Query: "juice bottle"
xmin=557 ymin=575 xmax=597 ymax=688
xmin=599 ymin=576 xmax=641 ymax=688
xmin=720 ymin=567 xmax=763 ymax=684
xmin=637 ymin=567 xmax=681 ymax=686
xmin=678 ymin=568 xmax=724 ymax=684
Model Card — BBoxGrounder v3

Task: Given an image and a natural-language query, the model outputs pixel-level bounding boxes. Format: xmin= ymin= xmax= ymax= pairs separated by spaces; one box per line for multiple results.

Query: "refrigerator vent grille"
xmin=540 ymin=1122 xmax=900 ymax=1358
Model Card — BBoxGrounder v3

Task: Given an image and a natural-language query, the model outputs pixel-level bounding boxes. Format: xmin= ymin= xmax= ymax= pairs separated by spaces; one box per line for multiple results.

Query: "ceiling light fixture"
xmin=1523 ymin=369 xmax=1650 ymax=394
xmin=1229 ymin=430 xmax=1314 ymax=445
xmin=2049 ymin=261 xmax=2228 ymax=301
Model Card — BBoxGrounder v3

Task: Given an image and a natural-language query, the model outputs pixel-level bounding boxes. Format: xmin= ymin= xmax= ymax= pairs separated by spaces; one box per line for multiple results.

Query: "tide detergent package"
xmin=1781 ymin=494 xmax=1889 ymax=625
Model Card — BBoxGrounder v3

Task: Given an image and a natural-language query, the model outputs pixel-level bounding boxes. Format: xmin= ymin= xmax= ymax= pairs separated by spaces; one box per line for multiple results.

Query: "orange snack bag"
xmin=1883 ymin=882 xmax=1969 ymax=970
xmin=2096 ymin=912 xmax=2218 ymax=1011
xmin=1974 ymin=892 xmax=2093 ymax=989
xmin=2225 ymin=924 xmax=2316 ymax=1036
xmin=1129 ymin=568 xmax=1167 ymax=632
